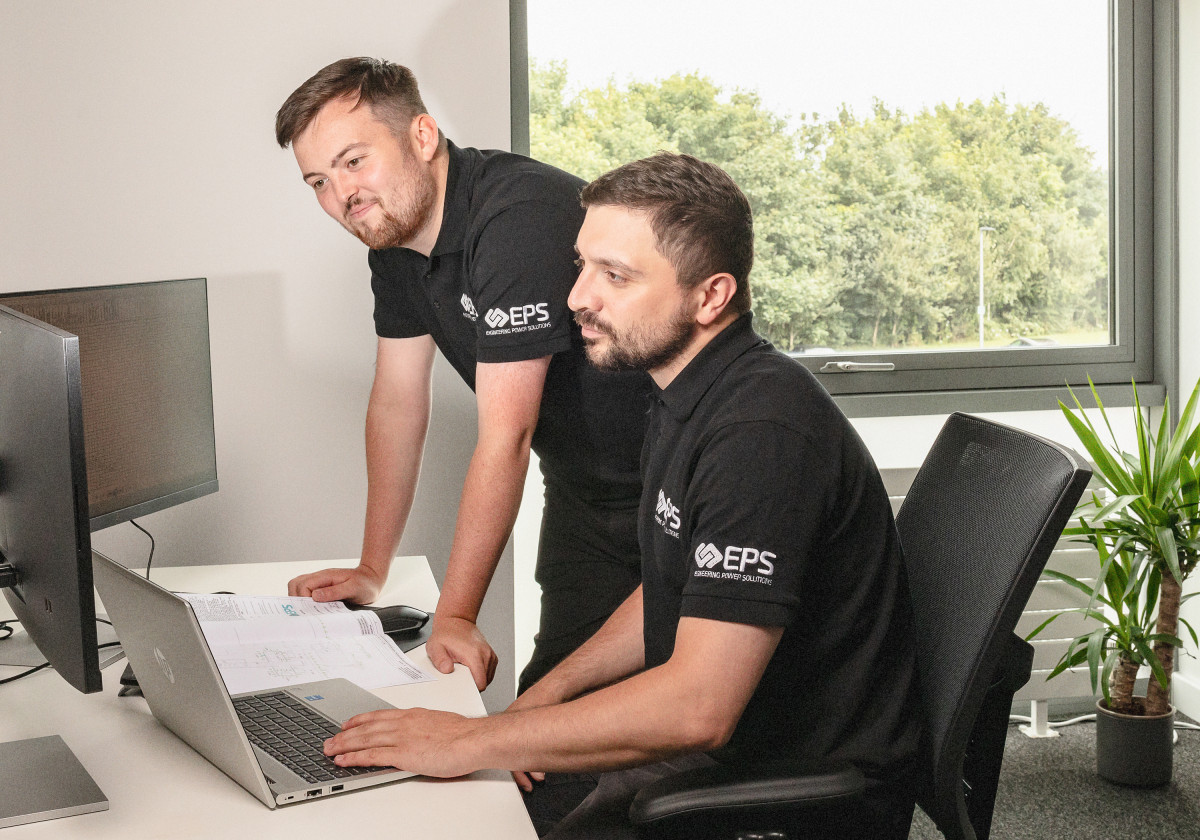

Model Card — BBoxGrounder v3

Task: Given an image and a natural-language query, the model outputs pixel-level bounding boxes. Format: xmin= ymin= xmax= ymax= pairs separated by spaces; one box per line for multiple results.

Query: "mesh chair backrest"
xmin=896 ymin=413 xmax=1089 ymax=835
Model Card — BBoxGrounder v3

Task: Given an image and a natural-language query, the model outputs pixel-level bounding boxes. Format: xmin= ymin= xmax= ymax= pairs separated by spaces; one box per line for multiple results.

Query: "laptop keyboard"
xmin=233 ymin=691 xmax=384 ymax=784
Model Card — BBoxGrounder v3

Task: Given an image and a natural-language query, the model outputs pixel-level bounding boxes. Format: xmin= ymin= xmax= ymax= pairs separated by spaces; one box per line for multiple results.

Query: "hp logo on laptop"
xmin=153 ymin=647 xmax=175 ymax=684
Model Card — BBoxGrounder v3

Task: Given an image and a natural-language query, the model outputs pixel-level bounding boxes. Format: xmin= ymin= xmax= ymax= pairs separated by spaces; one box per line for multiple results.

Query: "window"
xmin=512 ymin=1 xmax=1170 ymax=403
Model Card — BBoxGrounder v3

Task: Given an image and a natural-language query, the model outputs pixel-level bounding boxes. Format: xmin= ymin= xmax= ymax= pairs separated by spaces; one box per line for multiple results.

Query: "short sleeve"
xmin=679 ymin=421 xmax=831 ymax=627
xmin=469 ymin=199 xmax=582 ymax=363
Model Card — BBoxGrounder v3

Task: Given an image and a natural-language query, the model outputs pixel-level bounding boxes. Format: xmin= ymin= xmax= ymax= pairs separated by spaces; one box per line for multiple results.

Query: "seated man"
xmin=322 ymin=152 xmax=921 ymax=839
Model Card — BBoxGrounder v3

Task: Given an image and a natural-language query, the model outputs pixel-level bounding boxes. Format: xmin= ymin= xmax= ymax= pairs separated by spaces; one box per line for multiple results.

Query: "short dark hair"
xmin=580 ymin=152 xmax=754 ymax=315
xmin=275 ymin=57 xmax=435 ymax=148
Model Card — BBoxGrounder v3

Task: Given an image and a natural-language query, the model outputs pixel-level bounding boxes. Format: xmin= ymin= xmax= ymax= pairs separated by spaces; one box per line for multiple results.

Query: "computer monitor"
xmin=0 ymin=278 xmax=219 ymax=531
xmin=0 ymin=278 xmax=220 ymax=828
xmin=0 ymin=304 xmax=109 ymax=828
xmin=0 ymin=305 xmax=101 ymax=694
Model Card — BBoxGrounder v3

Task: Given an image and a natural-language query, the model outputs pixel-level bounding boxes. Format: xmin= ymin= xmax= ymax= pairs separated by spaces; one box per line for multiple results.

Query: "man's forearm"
xmin=466 ymin=656 xmax=720 ymax=773
xmin=518 ymin=586 xmax=646 ymax=707
xmin=471 ymin=615 xmax=779 ymax=773
xmin=359 ymin=388 xmax=430 ymax=576
xmin=435 ymin=434 xmax=531 ymax=623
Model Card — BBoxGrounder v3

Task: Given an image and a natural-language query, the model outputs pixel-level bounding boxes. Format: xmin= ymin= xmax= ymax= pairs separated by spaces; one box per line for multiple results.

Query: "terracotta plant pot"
xmin=1095 ymin=698 xmax=1174 ymax=787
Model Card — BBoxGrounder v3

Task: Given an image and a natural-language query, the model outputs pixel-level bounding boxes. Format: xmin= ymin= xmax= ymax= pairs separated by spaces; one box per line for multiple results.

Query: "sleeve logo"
xmin=483 ymin=302 xmax=551 ymax=334
xmin=694 ymin=542 xmax=723 ymax=568
xmin=693 ymin=542 xmax=776 ymax=585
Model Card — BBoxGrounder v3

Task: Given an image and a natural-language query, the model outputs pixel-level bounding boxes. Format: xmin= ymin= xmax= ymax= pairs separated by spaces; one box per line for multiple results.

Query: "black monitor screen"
xmin=0 ymin=279 xmax=218 ymax=531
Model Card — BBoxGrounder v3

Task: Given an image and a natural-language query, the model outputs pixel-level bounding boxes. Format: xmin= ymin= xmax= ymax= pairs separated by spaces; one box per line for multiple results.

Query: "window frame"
xmin=509 ymin=0 xmax=1177 ymax=413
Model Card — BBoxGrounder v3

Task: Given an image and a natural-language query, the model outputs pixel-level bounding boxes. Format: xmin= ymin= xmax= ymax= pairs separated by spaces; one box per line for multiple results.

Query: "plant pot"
xmin=1095 ymin=698 xmax=1174 ymax=787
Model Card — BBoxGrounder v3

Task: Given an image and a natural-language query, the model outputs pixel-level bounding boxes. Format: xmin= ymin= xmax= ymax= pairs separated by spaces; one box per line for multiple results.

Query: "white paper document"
xmin=179 ymin=593 xmax=435 ymax=695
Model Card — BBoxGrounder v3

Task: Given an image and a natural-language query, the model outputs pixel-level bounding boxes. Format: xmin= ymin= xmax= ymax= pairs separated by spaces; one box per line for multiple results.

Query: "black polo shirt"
xmin=368 ymin=141 xmax=650 ymax=503
xmin=640 ymin=314 xmax=919 ymax=780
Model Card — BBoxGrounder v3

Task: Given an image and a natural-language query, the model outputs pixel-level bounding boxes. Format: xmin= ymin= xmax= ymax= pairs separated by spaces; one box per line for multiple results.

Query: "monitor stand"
xmin=0 ymin=735 xmax=108 ymax=829
xmin=0 ymin=622 xmax=123 ymax=668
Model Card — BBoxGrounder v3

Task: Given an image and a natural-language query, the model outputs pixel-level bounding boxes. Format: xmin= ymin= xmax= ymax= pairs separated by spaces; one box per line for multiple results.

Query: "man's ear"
xmin=694 ymin=273 xmax=738 ymax=326
xmin=412 ymin=114 xmax=441 ymax=162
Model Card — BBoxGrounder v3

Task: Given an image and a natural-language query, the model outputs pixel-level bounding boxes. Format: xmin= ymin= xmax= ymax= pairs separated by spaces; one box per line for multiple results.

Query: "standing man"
xmin=320 ymin=153 xmax=921 ymax=839
xmin=275 ymin=58 xmax=650 ymax=696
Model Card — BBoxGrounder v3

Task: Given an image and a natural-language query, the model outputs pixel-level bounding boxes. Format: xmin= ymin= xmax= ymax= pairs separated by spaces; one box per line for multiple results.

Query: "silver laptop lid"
xmin=91 ymin=551 xmax=277 ymax=807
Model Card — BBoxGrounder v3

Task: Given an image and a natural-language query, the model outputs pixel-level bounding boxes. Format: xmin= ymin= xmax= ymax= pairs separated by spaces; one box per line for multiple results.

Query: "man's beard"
xmin=574 ymin=299 xmax=696 ymax=372
xmin=344 ymin=155 xmax=437 ymax=250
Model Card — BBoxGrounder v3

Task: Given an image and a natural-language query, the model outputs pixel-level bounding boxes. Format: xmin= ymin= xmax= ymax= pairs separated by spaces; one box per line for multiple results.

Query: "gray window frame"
xmin=509 ymin=0 xmax=1178 ymax=415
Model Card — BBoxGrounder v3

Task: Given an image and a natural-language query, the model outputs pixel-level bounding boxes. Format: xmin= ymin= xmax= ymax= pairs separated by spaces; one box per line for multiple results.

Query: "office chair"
xmin=629 ymin=412 xmax=1092 ymax=840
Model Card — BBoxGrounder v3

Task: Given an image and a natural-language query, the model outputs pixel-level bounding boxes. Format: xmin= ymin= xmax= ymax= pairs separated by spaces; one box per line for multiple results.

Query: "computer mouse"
xmin=367 ymin=604 xmax=430 ymax=635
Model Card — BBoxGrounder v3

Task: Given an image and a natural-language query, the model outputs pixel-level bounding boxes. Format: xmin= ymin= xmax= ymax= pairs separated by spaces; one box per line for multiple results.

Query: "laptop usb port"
xmin=331 ymin=785 xmax=344 ymax=793
xmin=307 ymin=790 xmax=321 ymax=798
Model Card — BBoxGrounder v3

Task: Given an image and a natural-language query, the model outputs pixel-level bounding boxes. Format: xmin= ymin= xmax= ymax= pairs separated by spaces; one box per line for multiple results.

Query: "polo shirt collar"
xmin=430 ymin=139 xmax=472 ymax=258
xmin=656 ymin=313 xmax=766 ymax=422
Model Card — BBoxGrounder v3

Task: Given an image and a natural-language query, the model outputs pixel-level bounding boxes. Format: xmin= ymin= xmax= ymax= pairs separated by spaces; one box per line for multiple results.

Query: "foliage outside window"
xmin=532 ymin=64 xmax=1107 ymax=355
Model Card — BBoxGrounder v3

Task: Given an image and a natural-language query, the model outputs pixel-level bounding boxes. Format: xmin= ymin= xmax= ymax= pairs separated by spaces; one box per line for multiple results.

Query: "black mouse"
xmin=366 ymin=604 xmax=430 ymax=635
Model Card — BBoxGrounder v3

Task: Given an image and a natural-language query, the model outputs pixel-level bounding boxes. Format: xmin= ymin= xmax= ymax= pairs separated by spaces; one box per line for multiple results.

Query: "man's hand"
xmin=287 ymin=565 xmax=385 ymax=604
xmin=426 ymin=614 xmax=498 ymax=691
xmin=325 ymin=708 xmax=478 ymax=778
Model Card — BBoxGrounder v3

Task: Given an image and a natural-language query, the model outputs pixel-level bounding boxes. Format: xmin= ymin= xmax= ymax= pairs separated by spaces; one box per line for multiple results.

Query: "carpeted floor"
xmin=908 ymin=716 xmax=1200 ymax=839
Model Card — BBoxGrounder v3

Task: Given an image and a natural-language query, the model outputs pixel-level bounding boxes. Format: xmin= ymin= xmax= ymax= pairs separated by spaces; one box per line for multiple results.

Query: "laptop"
xmin=91 ymin=551 xmax=418 ymax=807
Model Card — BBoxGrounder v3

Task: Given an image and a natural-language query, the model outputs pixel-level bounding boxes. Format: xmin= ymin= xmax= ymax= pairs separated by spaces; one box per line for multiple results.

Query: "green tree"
xmin=529 ymin=63 xmax=1108 ymax=351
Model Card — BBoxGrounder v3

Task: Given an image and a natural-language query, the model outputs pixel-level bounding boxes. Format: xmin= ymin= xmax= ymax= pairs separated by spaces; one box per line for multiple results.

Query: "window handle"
xmin=819 ymin=361 xmax=896 ymax=373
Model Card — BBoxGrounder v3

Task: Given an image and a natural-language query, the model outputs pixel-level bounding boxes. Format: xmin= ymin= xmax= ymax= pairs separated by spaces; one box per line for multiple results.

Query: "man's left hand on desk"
xmin=324 ymin=706 xmax=480 ymax=779
xmin=426 ymin=614 xmax=498 ymax=691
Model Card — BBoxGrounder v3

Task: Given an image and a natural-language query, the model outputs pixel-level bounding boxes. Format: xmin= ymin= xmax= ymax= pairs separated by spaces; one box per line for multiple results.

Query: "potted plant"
xmin=1029 ymin=378 xmax=1200 ymax=786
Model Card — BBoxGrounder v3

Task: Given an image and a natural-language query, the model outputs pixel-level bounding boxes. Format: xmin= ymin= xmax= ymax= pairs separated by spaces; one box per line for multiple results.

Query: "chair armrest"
xmin=629 ymin=760 xmax=865 ymax=829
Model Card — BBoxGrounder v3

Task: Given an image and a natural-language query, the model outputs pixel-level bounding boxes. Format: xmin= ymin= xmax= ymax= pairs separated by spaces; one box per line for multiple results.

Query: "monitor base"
xmin=0 ymin=735 xmax=108 ymax=829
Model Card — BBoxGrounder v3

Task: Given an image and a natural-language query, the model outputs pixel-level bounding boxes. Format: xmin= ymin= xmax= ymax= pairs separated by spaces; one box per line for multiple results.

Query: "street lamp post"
xmin=978 ymin=226 xmax=995 ymax=348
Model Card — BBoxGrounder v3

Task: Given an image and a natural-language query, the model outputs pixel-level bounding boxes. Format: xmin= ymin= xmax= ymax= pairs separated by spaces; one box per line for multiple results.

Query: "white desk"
xmin=0 ymin=557 xmax=537 ymax=839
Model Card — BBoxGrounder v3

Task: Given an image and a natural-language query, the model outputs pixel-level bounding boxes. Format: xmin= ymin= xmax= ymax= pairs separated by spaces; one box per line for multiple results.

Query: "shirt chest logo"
xmin=460 ymin=294 xmax=478 ymax=321
xmin=655 ymin=489 xmax=681 ymax=538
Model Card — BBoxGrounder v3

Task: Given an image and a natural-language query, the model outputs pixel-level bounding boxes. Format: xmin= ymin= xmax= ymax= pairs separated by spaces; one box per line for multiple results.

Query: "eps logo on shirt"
xmin=461 ymin=294 xmax=478 ymax=321
xmin=655 ymin=490 xmax=681 ymax=537
xmin=693 ymin=542 xmax=776 ymax=585
xmin=483 ymin=302 xmax=551 ymax=333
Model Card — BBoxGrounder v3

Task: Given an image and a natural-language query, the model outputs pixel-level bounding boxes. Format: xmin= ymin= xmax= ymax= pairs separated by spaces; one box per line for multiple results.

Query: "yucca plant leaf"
xmin=1160 ymin=379 xmax=1200 ymax=484
xmin=1133 ymin=636 xmax=1170 ymax=690
xmin=1041 ymin=569 xmax=1105 ymax=601
xmin=1147 ymin=632 xmax=1185 ymax=649
xmin=1132 ymin=384 xmax=1154 ymax=498
xmin=1099 ymin=645 xmax=1118 ymax=700
xmin=1142 ymin=567 xmax=1161 ymax=626
xmin=1180 ymin=616 xmax=1199 ymax=648
xmin=1088 ymin=628 xmax=1109 ymax=693
xmin=1180 ymin=458 xmax=1200 ymax=517
xmin=1157 ymin=527 xmax=1183 ymax=583
xmin=1025 ymin=613 xmax=1064 ymax=641
xmin=1060 ymin=397 xmax=1138 ymax=496
xmin=1183 ymin=424 xmax=1200 ymax=464
xmin=1086 ymin=377 xmax=1122 ymax=451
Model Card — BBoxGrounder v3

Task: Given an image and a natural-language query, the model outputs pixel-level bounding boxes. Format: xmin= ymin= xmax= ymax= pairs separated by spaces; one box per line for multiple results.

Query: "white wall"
xmin=0 ymin=0 xmax=519 ymax=710
xmin=1171 ymin=0 xmax=1200 ymax=718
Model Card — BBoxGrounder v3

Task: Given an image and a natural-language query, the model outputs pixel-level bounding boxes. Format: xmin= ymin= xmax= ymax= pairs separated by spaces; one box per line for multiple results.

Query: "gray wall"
xmin=0 ymin=0 xmax=518 ymax=710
